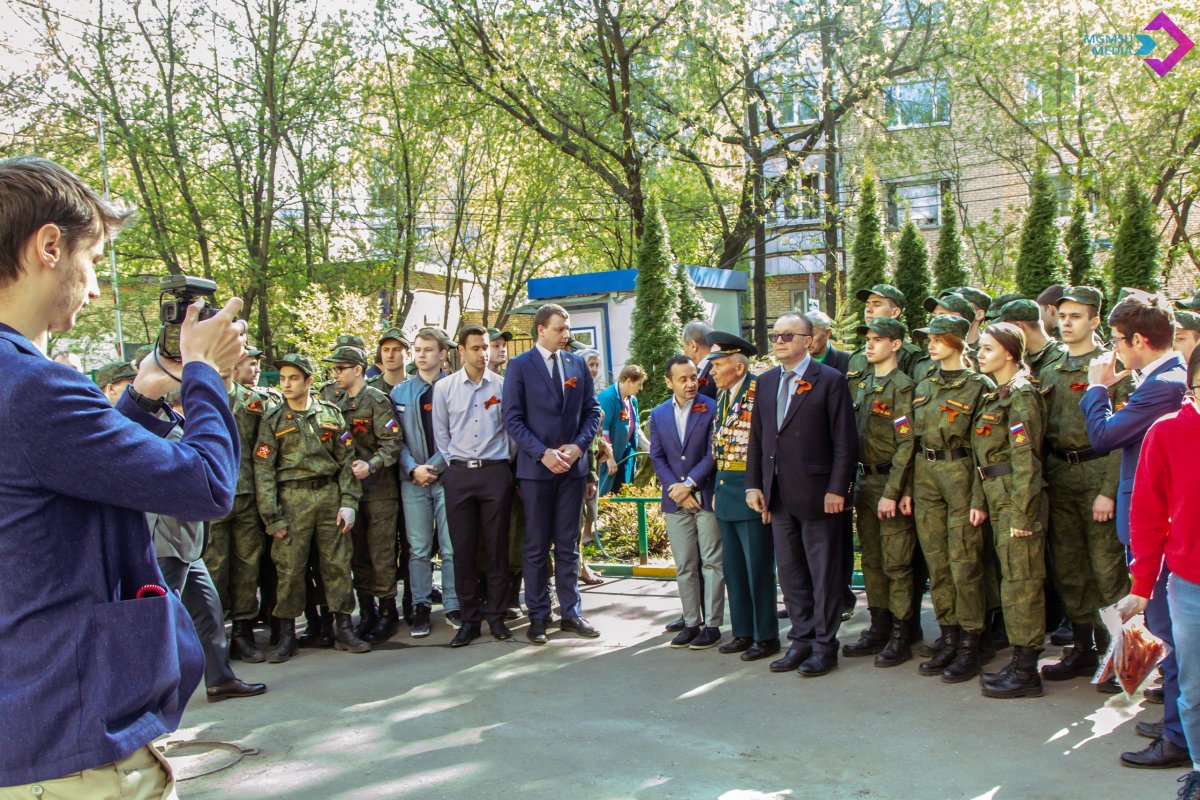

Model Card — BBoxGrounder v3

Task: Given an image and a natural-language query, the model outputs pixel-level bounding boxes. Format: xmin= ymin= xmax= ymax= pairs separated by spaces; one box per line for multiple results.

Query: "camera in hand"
xmin=158 ymin=275 xmax=218 ymax=360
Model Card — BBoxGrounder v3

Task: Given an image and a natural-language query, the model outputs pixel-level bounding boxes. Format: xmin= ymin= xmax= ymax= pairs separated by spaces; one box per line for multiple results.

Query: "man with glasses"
xmin=1082 ymin=291 xmax=1189 ymax=769
xmin=747 ymin=313 xmax=858 ymax=677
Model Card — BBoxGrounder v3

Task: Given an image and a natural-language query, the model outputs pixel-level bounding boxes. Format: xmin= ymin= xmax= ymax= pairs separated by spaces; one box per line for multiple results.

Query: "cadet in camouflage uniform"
xmin=207 ymin=376 xmax=277 ymax=663
xmin=940 ymin=286 xmax=991 ymax=353
xmin=922 ymin=292 xmax=978 ymax=366
xmin=1039 ymin=287 xmax=1133 ymax=684
xmin=324 ymin=343 xmax=403 ymax=644
xmin=843 ymin=318 xmax=918 ymax=667
xmin=994 ymin=299 xmax=1068 ymax=387
xmin=1173 ymin=309 xmax=1200 ymax=364
xmin=254 ymin=353 xmax=367 ymax=662
xmin=971 ymin=322 xmax=1049 ymax=698
xmin=911 ymin=315 xmax=996 ymax=683
xmin=846 ymin=284 xmax=925 ymax=380
xmin=318 ymin=334 xmax=366 ymax=404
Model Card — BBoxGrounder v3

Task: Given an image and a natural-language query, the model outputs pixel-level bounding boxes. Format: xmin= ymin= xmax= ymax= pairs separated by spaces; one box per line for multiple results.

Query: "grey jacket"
xmin=147 ymin=424 xmax=207 ymax=562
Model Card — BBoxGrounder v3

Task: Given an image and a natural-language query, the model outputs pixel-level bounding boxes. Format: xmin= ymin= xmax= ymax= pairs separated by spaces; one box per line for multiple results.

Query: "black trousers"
xmin=442 ymin=462 xmax=514 ymax=625
xmin=158 ymin=557 xmax=237 ymax=689
xmin=771 ymin=496 xmax=845 ymax=656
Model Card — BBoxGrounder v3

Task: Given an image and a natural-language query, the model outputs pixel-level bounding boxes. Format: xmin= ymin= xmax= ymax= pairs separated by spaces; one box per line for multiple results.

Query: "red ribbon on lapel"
xmin=794 ymin=379 xmax=813 ymax=397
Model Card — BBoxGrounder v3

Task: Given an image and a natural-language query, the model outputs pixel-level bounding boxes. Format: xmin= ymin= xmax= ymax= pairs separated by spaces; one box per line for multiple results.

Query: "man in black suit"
xmin=747 ymin=312 xmax=858 ymax=677
xmin=682 ymin=320 xmax=717 ymax=400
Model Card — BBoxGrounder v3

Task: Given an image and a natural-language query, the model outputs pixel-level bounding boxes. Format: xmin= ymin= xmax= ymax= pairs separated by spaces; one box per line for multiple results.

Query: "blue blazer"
xmin=503 ymin=348 xmax=601 ymax=480
xmin=747 ymin=360 xmax=858 ymax=521
xmin=648 ymin=398 xmax=717 ymax=512
xmin=696 ymin=359 xmax=717 ymax=399
xmin=597 ymin=383 xmax=641 ymax=493
xmin=1081 ymin=354 xmax=1187 ymax=544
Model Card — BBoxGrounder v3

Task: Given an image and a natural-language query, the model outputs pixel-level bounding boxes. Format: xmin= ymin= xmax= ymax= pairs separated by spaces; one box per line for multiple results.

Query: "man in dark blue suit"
xmin=682 ymin=320 xmax=717 ymax=400
xmin=747 ymin=312 xmax=858 ymax=677
xmin=1082 ymin=292 xmax=1188 ymax=768
xmin=502 ymin=303 xmax=602 ymax=644
xmin=649 ymin=355 xmax=723 ymax=650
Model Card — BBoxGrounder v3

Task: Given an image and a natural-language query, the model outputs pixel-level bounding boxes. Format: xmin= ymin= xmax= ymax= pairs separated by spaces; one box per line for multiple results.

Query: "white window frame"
xmin=773 ymin=172 xmax=823 ymax=224
xmin=1025 ymin=71 xmax=1079 ymax=122
xmin=887 ymin=179 xmax=950 ymax=229
xmin=884 ymin=79 xmax=950 ymax=130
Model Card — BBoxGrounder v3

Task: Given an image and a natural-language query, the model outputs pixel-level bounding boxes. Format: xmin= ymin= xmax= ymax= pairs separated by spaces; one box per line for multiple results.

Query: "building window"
xmin=1025 ymin=71 xmax=1077 ymax=121
xmin=883 ymin=0 xmax=942 ymax=29
xmin=884 ymin=79 xmax=950 ymax=129
xmin=768 ymin=72 xmax=820 ymax=127
xmin=774 ymin=173 xmax=822 ymax=223
xmin=791 ymin=289 xmax=812 ymax=312
xmin=887 ymin=180 xmax=950 ymax=229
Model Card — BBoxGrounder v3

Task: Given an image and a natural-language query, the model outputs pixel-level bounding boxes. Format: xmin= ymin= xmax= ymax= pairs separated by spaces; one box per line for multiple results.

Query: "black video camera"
xmin=158 ymin=275 xmax=218 ymax=360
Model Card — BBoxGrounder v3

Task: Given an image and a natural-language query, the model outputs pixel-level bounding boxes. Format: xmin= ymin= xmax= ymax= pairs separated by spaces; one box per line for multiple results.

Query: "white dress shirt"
xmin=673 ymin=396 xmax=694 ymax=444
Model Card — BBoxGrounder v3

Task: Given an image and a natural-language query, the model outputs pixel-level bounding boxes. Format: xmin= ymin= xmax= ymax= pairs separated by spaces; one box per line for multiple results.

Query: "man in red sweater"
xmin=1121 ymin=347 xmax=1200 ymax=798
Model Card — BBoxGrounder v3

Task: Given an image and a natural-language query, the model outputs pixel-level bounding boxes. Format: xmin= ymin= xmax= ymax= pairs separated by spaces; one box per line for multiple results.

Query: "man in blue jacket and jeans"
xmin=0 ymin=157 xmax=246 ymax=797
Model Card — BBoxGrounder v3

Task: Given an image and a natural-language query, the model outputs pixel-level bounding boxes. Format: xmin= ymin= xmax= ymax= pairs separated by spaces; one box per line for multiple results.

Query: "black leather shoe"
xmin=689 ymin=627 xmax=722 ymax=650
xmin=665 ymin=616 xmax=687 ymax=632
xmin=505 ymin=607 xmax=521 ymax=621
xmin=1096 ymin=675 xmax=1121 ymax=694
xmin=1145 ymin=686 xmax=1165 ymax=704
xmin=670 ymin=626 xmax=701 ymax=648
xmin=527 ymin=618 xmax=548 ymax=645
xmin=560 ymin=616 xmax=600 ymax=638
xmin=489 ymin=620 xmax=512 ymax=640
xmin=206 ymin=678 xmax=267 ymax=703
xmin=798 ymin=651 xmax=838 ymax=677
xmin=450 ymin=624 xmax=481 ymax=647
xmin=1049 ymin=618 xmax=1073 ymax=647
xmin=770 ymin=644 xmax=811 ymax=672
xmin=719 ymin=636 xmax=753 ymax=655
xmin=740 ymin=638 xmax=781 ymax=662
xmin=1137 ymin=720 xmax=1164 ymax=740
xmin=1179 ymin=771 xmax=1200 ymax=800
xmin=1120 ymin=736 xmax=1191 ymax=769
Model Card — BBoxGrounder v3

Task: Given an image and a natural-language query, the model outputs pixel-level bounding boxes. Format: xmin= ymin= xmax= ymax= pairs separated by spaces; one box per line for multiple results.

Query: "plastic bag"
xmin=1093 ymin=603 xmax=1171 ymax=696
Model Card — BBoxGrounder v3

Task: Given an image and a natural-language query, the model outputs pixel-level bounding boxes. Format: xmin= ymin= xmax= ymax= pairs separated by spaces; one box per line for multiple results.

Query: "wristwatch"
xmin=126 ymin=384 xmax=166 ymax=414
xmin=683 ymin=477 xmax=697 ymax=489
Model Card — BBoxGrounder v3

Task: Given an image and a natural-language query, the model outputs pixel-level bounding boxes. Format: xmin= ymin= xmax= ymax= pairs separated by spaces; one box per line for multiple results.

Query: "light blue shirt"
xmin=432 ymin=367 xmax=512 ymax=463
xmin=777 ymin=354 xmax=812 ymax=426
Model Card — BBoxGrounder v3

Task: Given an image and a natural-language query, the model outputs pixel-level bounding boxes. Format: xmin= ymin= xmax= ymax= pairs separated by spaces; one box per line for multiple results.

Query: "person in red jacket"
xmin=1119 ymin=347 xmax=1200 ymax=799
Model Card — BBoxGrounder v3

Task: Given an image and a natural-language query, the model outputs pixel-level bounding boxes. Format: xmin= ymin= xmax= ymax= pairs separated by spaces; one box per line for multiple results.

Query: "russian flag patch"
xmin=893 ymin=415 xmax=911 ymax=436
xmin=339 ymin=430 xmax=353 ymax=445
xmin=385 ymin=418 xmax=398 ymax=432
xmin=1010 ymin=422 xmax=1029 ymax=447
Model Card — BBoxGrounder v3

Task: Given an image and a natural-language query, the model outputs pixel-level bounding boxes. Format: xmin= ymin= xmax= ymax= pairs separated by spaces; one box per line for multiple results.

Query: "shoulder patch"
xmin=255 ymin=443 xmax=274 ymax=460
xmin=893 ymin=415 xmax=912 ymax=437
xmin=1010 ymin=421 xmax=1032 ymax=449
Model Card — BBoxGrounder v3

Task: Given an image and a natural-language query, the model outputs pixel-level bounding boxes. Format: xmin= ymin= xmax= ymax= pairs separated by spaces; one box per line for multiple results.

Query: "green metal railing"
xmin=597 ymin=495 xmax=657 ymax=565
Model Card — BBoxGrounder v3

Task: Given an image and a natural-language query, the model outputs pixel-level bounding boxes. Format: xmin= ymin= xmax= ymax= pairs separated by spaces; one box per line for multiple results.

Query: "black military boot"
xmin=987 ymin=608 xmax=1010 ymax=653
xmin=318 ymin=608 xmax=335 ymax=648
xmin=982 ymin=646 xmax=1044 ymax=698
xmin=269 ymin=615 xmax=281 ymax=647
xmin=266 ymin=618 xmax=298 ymax=663
xmin=941 ymin=631 xmax=982 ymax=683
xmin=843 ymin=608 xmax=892 ymax=657
xmin=876 ymin=615 xmax=913 ymax=668
xmin=333 ymin=612 xmax=372 ymax=653
xmin=366 ymin=597 xmax=401 ymax=644
xmin=1041 ymin=622 xmax=1098 ymax=681
xmin=229 ymin=619 xmax=265 ymax=664
xmin=1049 ymin=617 xmax=1073 ymax=647
xmin=918 ymin=626 xmax=960 ymax=676
xmin=297 ymin=605 xmax=323 ymax=647
xmin=355 ymin=592 xmax=378 ymax=639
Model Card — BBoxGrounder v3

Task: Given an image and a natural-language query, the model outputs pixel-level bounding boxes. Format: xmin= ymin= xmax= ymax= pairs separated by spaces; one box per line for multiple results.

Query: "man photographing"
xmin=0 ymin=157 xmax=246 ymax=794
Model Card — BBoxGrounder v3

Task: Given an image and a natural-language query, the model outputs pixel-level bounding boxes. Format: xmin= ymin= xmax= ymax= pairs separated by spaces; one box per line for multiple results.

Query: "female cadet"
xmin=971 ymin=322 xmax=1048 ymax=699
xmin=911 ymin=315 xmax=996 ymax=683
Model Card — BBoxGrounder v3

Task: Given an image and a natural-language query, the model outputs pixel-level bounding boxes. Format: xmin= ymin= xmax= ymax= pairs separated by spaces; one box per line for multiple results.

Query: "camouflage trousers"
xmin=205 ymin=493 xmax=264 ymax=621
xmin=272 ymin=482 xmax=353 ymax=618
xmin=1046 ymin=457 xmax=1131 ymax=624
xmin=854 ymin=473 xmax=916 ymax=620
xmin=981 ymin=475 xmax=1048 ymax=649
xmin=351 ymin=490 xmax=400 ymax=599
xmin=914 ymin=459 xmax=986 ymax=634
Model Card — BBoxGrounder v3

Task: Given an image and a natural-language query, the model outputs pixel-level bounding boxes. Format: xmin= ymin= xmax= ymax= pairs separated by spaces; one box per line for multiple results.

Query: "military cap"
xmin=245 ymin=345 xmax=263 ymax=358
xmin=133 ymin=344 xmax=154 ymax=365
xmin=335 ymin=334 xmax=366 ymax=349
xmin=705 ymin=330 xmax=757 ymax=359
xmin=855 ymin=283 xmax=907 ymax=308
xmin=1057 ymin=286 xmax=1104 ymax=309
xmin=95 ymin=360 xmax=138 ymax=387
xmin=1114 ymin=287 xmax=1155 ymax=304
xmin=946 ymin=286 xmax=992 ymax=311
xmin=915 ymin=314 xmax=970 ymax=339
xmin=923 ymin=292 xmax=974 ymax=321
xmin=1175 ymin=291 xmax=1200 ymax=312
xmin=993 ymin=298 xmax=1041 ymax=323
xmin=567 ymin=338 xmax=589 ymax=352
xmin=274 ymin=353 xmax=315 ymax=377
xmin=406 ymin=362 xmax=418 ymax=376
xmin=1036 ymin=284 xmax=1066 ymax=305
xmin=323 ymin=345 xmax=368 ymax=368
xmin=487 ymin=327 xmax=513 ymax=342
xmin=378 ymin=327 xmax=410 ymax=348
xmin=1175 ymin=310 xmax=1200 ymax=332
xmin=985 ymin=293 xmax=1026 ymax=320
xmin=856 ymin=318 xmax=908 ymax=340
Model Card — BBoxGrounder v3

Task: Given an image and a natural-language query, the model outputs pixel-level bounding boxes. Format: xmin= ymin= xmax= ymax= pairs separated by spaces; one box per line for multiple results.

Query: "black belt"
xmin=922 ymin=446 xmax=971 ymax=462
xmin=858 ymin=461 xmax=892 ymax=476
xmin=280 ymin=476 xmax=332 ymax=490
xmin=449 ymin=459 xmax=509 ymax=469
xmin=978 ymin=462 xmax=1013 ymax=479
xmin=1050 ymin=447 xmax=1102 ymax=465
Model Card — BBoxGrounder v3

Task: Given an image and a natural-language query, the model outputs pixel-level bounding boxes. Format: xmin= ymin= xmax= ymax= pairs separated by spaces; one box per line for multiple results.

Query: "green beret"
xmin=915 ymin=314 xmax=970 ymax=339
xmin=856 ymin=318 xmax=908 ymax=340
xmin=1057 ymin=286 xmax=1104 ymax=309
xmin=994 ymin=298 xmax=1041 ymax=323
xmin=855 ymin=283 xmax=907 ymax=308
xmin=95 ymin=360 xmax=138 ymax=387
xmin=274 ymin=353 xmax=315 ymax=377
xmin=923 ymin=292 xmax=974 ymax=321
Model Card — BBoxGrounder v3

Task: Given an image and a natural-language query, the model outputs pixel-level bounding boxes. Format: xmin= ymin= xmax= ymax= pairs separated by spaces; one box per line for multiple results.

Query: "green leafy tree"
xmin=894 ymin=221 xmax=931 ymax=333
xmin=932 ymin=192 xmax=967 ymax=292
xmin=629 ymin=196 xmax=681 ymax=408
xmin=1015 ymin=156 xmax=1066 ymax=298
xmin=1110 ymin=178 xmax=1160 ymax=295
xmin=849 ymin=169 xmax=888 ymax=323
xmin=676 ymin=261 xmax=707 ymax=326
xmin=1064 ymin=191 xmax=1100 ymax=287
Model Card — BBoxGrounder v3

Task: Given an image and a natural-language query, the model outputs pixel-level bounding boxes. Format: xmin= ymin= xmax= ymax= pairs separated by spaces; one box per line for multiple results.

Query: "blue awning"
xmin=527 ymin=266 xmax=747 ymax=300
